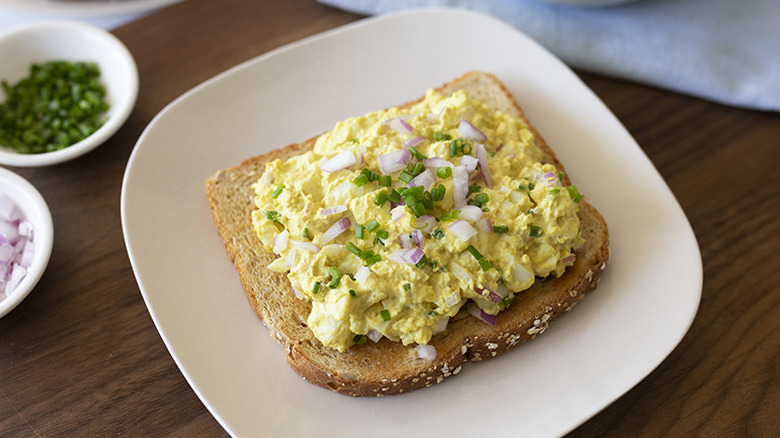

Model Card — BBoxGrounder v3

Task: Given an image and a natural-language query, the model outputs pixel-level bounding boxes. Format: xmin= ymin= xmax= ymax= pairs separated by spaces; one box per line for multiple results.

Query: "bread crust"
xmin=206 ymin=72 xmax=609 ymax=397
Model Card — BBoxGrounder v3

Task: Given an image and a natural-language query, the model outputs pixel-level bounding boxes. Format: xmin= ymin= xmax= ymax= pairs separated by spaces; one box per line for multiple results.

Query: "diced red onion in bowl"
xmin=0 ymin=195 xmax=35 ymax=297
xmin=458 ymin=119 xmax=487 ymax=142
xmin=467 ymin=302 xmax=497 ymax=326
xmin=318 ymin=149 xmax=357 ymax=173
xmin=378 ymin=149 xmax=411 ymax=174
xmin=416 ymin=344 xmax=437 ymax=361
xmin=319 ymin=217 xmax=351 ymax=245
xmin=475 ymin=143 xmax=493 ymax=188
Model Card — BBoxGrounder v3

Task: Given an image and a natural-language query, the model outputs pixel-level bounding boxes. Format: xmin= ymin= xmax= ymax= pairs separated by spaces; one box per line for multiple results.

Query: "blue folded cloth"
xmin=320 ymin=0 xmax=780 ymax=112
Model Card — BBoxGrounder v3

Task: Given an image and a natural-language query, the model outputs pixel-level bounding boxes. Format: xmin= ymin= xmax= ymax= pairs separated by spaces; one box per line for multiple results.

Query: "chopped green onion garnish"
xmin=387 ymin=188 xmax=402 ymax=204
xmin=353 ymin=334 xmax=367 ymax=345
xmin=265 ymin=210 xmax=281 ymax=223
xmin=432 ymin=228 xmax=445 ymax=240
xmin=346 ymin=242 xmax=362 ymax=256
xmin=271 ymin=184 xmax=285 ymax=198
xmin=566 ymin=185 xmax=584 ymax=203
xmin=479 ymin=259 xmax=492 ymax=271
xmin=375 ymin=237 xmax=385 ymax=246
xmin=374 ymin=190 xmax=388 ymax=206
xmin=500 ymin=295 xmax=514 ymax=307
xmin=312 ymin=282 xmax=321 ymax=294
xmin=467 ymin=245 xmax=484 ymax=260
xmin=468 ymin=184 xmax=482 ymax=195
xmin=430 ymin=184 xmax=446 ymax=202
xmin=353 ymin=173 xmax=369 ymax=186
xmin=327 ymin=267 xmax=342 ymax=288
xmin=415 ymin=254 xmax=429 ymax=268
xmin=403 ymin=283 xmax=412 ymax=291
xmin=349 ymin=289 xmax=358 ymax=298
xmin=378 ymin=175 xmax=392 ymax=187
xmin=361 ymin=168 xmax=377 ymax=182
xmin=398 ymin=170 xmax=413 ymax=183
xmin=380 ymin=309 xmax=391 ymax=321
xmin=437 ymin=166 xmax=452 ymax=178
xmin=355 ymin=224 xmax=365 ymax=240
xmin=302 ymin=227 xmax=310 ymax=240
xmin=433 ymin=131 xmax=451 ymax=141
xmin=408 ymin=146 xmax=426 ymax=160
xmin=493 ymin=225 xmax=509 ymax=234
xmin=366 ymin=219 xmax=380 ymax=232
xmin=529 ymin=225 xmax=543 ymax=238
xmin=550 ymin=187 xmax=561 ymax=197
xmin=376 ymin=229 xmax=389 ymax=239
xmin=439 ymin=209 xmax=460 ymax=221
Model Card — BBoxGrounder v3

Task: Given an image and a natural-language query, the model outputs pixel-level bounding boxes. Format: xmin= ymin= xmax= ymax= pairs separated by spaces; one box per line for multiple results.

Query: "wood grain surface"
xmin=1 ymin=0 xmax=777 ymax=436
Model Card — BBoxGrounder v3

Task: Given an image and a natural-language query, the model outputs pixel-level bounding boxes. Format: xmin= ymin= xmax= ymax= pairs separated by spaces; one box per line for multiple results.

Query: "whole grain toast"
xmin=206 ymin=71 xmax=609 ymax=396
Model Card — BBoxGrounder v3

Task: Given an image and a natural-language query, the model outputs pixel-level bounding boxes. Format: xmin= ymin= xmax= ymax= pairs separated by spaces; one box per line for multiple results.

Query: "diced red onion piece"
xmin=378 ymin=149 xmax=411 ymax=174
xmin=433 ymin=317 xmax=449 ymax=334
xmin=389 ymin=248 xmax=425 ymax=265
xmin=459 ymin=205 xmax=483 ymax=221
xmin=367 ymin=329 xmax=383 ymax=343
xmin=320 ymin=217 xmax=351 ymax=245
xmin=467 ymin=302 xmax=498 ymax=326
xmin=444 ymin=291 xmax=460 ymax=307
xmin=421 ymin=156 xmax=453 ymax=170
xmin=354 ymin=266 xmax=370 ymax=284
xmin=448 ymin=220 xmax=477 ymax=242
xmin=475 ymin=143 xmax=493 ymax=188
xmin=407 ymin=169 xmax=435 ymax=190
xmin=5 ymin=264 xmax=26 ymax=295
xmin=320 ymin=205 xmax=347 ymax=216
xmin=411 ymin=229 xmax=424 ymax=248
xmin=458 ymin=119 xmax=487 ymax=142
xmin=460 ymin=155 xmax=479 ymax=172
xmin=390 ymin=205 xmax=406 ymax=221
xmin=416 ymin=344 xmax=437 ymax=361
xmin=543 ymin=171 xmax=560 ymax=187
xmin=452 ymin=165 xmax=469 ymax=209
xmin=476 ymin=218 xmax=493 ymax=233
xmin=387 ymin=117 xmax=414 ymax=136
xmin=398 ymin=233 xmax=412 ymax=249
xmin=318 ymin=149 xmax=357 ymax=173
xmin=291 ymin=286 xmax=303 ymax=299
xmin=288 ymin=240 xmax=320 ymax=253
xmin=449 ymin=262 xmax=473 ymax=285
xmin=512 ymin=263 xmax=534 ymax=284
xmin=403 ymin=136 xmax=425 ymax=149
xmin=562 ymin=254 xmax=576 ymax=265
xmin=273 ymin=230 xmax=289 ymax=254
xmin=413 ymin=215 xmax=436 ymax=234
xmin=476 ymin=285 xmax=504 ymax=303
xmin=0 ymin=196 xmax=22 ymax=222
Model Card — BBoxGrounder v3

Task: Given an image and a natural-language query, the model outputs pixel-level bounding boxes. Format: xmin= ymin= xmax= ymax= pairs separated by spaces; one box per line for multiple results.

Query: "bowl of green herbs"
xmin=0 ymin=20 xmax=138 ymax=167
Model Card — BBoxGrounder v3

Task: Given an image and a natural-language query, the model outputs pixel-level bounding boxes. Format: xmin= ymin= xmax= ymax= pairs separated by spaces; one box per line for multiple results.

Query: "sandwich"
xmin=206 ymin=71 xmax=609 ymax=396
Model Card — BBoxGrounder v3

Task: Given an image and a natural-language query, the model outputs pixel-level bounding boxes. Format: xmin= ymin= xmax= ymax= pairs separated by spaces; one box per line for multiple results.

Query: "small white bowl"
xmin=0 ymin=167 xmax=53 ymax=318
xmin=0 ymin=20 xmax=138 ymax=167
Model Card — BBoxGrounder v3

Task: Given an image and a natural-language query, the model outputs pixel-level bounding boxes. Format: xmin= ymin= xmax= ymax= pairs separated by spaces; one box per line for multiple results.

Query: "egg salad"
xmin=251 ymin=89 xmax=584 ymax=352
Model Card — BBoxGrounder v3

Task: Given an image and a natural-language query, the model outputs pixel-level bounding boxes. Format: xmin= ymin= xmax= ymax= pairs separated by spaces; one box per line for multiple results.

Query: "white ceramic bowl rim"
xmin=0 ymin=167 xmax=54 ymax=318
xmin=0 ymin=20 xmax=138 ymax=167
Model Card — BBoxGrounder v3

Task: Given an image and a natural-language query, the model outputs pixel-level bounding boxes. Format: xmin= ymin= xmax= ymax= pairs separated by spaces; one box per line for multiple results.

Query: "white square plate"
xmin=121 ymin=8 xmax=701 ymax=437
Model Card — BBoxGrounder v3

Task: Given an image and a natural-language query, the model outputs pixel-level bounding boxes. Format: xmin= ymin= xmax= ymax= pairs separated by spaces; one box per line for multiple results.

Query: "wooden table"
xmin=1 ymin=0 xmax=777 ymax=436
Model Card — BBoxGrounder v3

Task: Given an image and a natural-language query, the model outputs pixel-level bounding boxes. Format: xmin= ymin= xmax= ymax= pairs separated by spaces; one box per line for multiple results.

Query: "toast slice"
xmin=206 ymin=72 xmax=609 ymax=396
